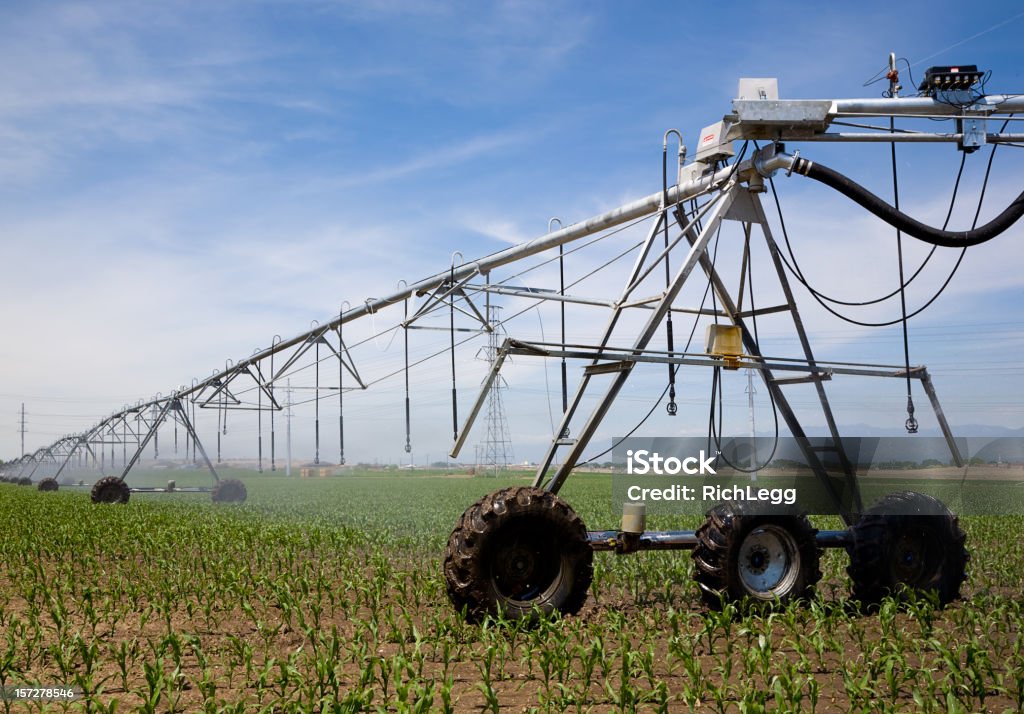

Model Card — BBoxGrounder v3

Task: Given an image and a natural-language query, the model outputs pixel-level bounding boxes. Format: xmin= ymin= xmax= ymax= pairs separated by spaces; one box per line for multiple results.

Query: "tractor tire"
xmin=91 ymin=476 xmax=130 ymax=504
xmin=444 ymin=486 xmax=593 ymax=623
xmin=17 ymin=477 xmax=32 ymax=486
xmin=37 ymin=478 xmax=59 ymax=492
xmin=846 ymin=491 xmax=967 ymax=606
xmin=693 ymin=502 xmax=821 ymax=608
xmin=211 ymin=478 xmax=247 ymax=503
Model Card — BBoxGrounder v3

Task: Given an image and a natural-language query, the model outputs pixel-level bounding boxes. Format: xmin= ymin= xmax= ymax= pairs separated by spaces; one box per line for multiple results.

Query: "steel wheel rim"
xmin=738 ymin=524 xmax=801 ymax=597
xmin=890 ymin=526 xmax=939 ymax=585
xmin=489 ymin=523 xmax=564 ymax=604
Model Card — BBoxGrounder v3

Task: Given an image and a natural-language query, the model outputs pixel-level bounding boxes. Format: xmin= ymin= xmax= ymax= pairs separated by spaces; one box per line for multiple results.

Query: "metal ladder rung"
xmin=734 ymin=304 xmax=791 ymax=319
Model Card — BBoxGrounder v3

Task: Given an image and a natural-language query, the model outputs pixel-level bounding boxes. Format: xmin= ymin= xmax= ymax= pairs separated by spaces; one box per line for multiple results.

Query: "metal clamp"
xmin=786 ymin=149 xmax=800 ymax=177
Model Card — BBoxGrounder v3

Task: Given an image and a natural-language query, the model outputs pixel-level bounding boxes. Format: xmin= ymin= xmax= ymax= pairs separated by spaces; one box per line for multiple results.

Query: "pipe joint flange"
xmin=752 ymin=142 xmax=781 ymax=178
xmin=786 ymin=150 xmax=800 ymax=177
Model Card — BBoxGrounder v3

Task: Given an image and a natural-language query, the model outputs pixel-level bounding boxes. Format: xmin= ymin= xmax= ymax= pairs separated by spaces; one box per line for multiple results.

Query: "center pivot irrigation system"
xmin=4 ymin=57 xmax=1024 ymax=617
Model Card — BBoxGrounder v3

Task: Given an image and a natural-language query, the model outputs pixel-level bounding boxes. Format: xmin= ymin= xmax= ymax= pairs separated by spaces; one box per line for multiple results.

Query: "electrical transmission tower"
xmin=478 ymin=305 xmax=513 ymax=475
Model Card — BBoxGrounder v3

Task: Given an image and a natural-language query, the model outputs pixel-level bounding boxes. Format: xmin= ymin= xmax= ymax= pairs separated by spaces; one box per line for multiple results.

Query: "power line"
xmin=911 ymin=10 xmax=1024 ymax=68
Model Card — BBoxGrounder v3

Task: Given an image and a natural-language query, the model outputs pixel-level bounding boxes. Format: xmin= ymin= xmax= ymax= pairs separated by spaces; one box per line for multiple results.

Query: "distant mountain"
xmin=799 ymin=423 xmax=1024 ymax=438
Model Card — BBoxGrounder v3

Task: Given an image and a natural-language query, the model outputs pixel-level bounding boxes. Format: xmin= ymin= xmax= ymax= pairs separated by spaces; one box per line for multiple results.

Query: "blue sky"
xmin=2 ymin=1 xmax=1023 ymax=465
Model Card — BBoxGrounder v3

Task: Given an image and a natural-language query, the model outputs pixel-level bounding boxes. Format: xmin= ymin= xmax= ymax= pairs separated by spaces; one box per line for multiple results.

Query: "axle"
xmin=588 ymin=528 xmax=850 ymax=553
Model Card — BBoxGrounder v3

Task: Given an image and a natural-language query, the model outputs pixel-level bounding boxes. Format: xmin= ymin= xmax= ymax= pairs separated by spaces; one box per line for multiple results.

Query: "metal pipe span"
xmin=24 ymin=148 xmax=797 ymax=434
xmin=176 ymin=153 xmax=782 ymax=404
xmin=793 ymin=132 xmax=1024 ymax=143
xmin=831 ymin=94 xmax=1024 ymax=116
xmin=38 ymin=89 xmax=1024 ymax=442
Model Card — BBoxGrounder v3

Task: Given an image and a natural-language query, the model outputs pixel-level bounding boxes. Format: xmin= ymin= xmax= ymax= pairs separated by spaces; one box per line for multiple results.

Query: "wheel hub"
xmin=504 ymin=546 xmax=536 ymax=581
xmin=738 ymin=525 xmax=801 ymax=596
xmin=745 ymin=545 xmax=770 ymax=574
xmin=891 ymin=528 xmax=935 ymax=584
xmin=490 ymin=527 xmax=561 ymax=603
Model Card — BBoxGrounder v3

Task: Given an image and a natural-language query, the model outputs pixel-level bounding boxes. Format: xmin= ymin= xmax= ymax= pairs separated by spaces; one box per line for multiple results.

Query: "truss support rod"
xmin=917 ymin=368 xmax=964 ymax=468
xmin=531 ymin=210 xmax=676 ymax=480
xmin=50 ymin=150 xmax=795 ymax=448
xmin=178 ymin=159 xmax=766 ymax=408
xmin=660 ymin=197 xmax=858 ymax=521
xmin=464 ymin=284 xmax=737 ymax=318
xmin=663 ymin=196 xmax=859 ymax=521
xmin=537 ymin=185 xmax=737 ymax=493
xmin=27 ymin=445 xmax=59 ymax=480
xmin=500 ymin=342 xmax=932 ymax=379
xmin=450 ymin=347 xmax=510 ymax=458
xmin=117 ymin=399 xmax=173 ymax=481
xmin=52 ymin=434 xmax=98 ymax=482
xmin=464 ymin=284 xmax=614 ymax=308
xmin=750 ymin=193 xmax=862 ymax=519
xmin=117 ymin=398 xmax=220 ymax=484
xmin=172 ymin=399 xmax=221 ymax=484
xmin=16 ymin=453 xmax=40 ymax=478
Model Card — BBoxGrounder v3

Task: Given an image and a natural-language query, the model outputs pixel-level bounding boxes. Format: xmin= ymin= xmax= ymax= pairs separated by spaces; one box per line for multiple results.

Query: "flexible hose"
xmin=791 ymin=156 xmax=1024 ymax=247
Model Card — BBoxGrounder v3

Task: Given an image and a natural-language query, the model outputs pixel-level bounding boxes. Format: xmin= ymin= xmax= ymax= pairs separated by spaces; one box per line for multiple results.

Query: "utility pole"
xmin=20 ymin=403 xmax=25 ymax=457
xmin=285 ymin=379 xmax=293 ymax=477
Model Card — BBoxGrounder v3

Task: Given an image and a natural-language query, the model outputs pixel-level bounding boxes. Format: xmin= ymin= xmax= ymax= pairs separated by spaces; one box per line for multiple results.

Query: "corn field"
xmin=1 ymin=473 xmax=1022 ymax=712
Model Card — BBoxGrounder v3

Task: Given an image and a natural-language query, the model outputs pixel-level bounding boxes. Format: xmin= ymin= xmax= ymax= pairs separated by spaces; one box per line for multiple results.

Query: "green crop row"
xmin=1 ymin=474 xmax=1022 ymax=712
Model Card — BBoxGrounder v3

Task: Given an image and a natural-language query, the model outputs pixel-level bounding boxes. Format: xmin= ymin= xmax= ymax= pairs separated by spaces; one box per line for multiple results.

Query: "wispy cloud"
xmin=3 ymin=1 xmax=1022 ymax=460
xmin=330 ymin=129 xmax=538 ymax=188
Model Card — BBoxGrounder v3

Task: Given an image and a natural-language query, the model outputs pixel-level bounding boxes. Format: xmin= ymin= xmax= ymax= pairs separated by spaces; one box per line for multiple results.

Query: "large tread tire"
xmin=37 ymin=478 xmax=59 ymax=492
xmin=17 ymin=477 xmax=32 ymax=486
xmin=846 ymin=490 xmax=967 ymax=606
xmin=91 ymin=476 xmax=130 ymax=504
xmin=444 ymin=486 xmax=593 ymax=623
xmin=693 ymin=502 xmax=821 ymax=608
xmin=211 ymin=478 xmax=248 ymax=504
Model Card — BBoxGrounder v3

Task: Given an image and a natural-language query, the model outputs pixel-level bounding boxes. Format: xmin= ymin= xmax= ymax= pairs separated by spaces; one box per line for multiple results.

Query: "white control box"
xmin=695 ymin=120 xmax=735 ymax=163
xmin=737 ymin=77 xmax=779 ymax=100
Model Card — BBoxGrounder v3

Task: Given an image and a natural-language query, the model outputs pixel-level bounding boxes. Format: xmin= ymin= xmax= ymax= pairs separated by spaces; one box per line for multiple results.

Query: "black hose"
xmin=792 ymin=157 xmax=1024 ymax=247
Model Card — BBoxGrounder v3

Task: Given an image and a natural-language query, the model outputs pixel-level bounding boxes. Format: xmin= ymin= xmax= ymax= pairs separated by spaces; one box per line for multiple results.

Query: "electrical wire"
xmin=772 ymin=116 xmax=1012 ymax=327
xmin=579 ymin=207 xmax=723 ymax=465
xmin=770 ymin=167 xmax=964 ymax=327
xmin=537 ymin=310 xmax=556 ymax=435
xmin=662 ymin=137 xmax=678 ymax=416
xmin=707 ymin=232 xmax=780 ymax=472
xmin=45 ymin=186 xmax=701 ymax=457
xmin=756 ymin=140 xmax=958 ymax=307
xmin=890 ymin=115 xmax=918 ymax=431
xmin=280 ymin=222 xmax=655 ymax=409
xmin=62 ymin=167 xmax=724 ymax=461
xmin=224 ymin=210 xmax=666 ymax=399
